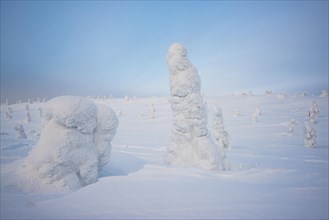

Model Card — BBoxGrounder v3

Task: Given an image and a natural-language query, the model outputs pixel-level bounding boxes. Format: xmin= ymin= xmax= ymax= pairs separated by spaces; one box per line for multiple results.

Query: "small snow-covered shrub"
xmin=252 ymin=106 xmax=261 ymax=123
xmin=304 ymin=121 xmax=316 ymax=148
xmin=288 ymin=118 xmax=298 ymax=135
xmin=14 ymin=124 xmax=27 ymax=139
xmin=320 ymin=90 xmax=328 ymax=97
xmin=150 ymin=103 xmax=156 ymax=119
xmin=5 ymin=111 xmax=13 ymax=120
xmin=213 ymin=107 xmax=230 ymax=149
xmin=16 ymin=96 xmax=118 ymax=193
xmin=298 ymin=91 xmax=308 ymax=97
xmin=38 ymin=107 xmax=43 ymax=117
xmin=304 ymin=101 xmax=318 ymax=148
xmin=289 ymin=118 xmax=298 ymax=126
xmin=232 ymin=109 xmax=241 ymax=117
xmin=25 ymin=111 xmax=31 ymax=123
xmin=255 ymin=106 xmax=261 ymax=116
xmin=7 ymin=107 xmax=13 ymax=114
xmin=277 ymin=92 xmax=288 ymax=99
xmin=165 ymin=43 xmax=221 ymax=170
xmin=25 ymin=104 xmax=30 ymax=111
xmin=308 ymin=100 xmax=319 ymax=123
xmin=265 ymin=90 xmax=272 ymax=95
xmin=117 ymin=110 xmax=124 ymax=117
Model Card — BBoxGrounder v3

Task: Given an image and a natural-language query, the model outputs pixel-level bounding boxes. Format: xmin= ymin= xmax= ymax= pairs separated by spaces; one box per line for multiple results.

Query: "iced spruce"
xmin=165 ymin=43 xmax=221 ymax=170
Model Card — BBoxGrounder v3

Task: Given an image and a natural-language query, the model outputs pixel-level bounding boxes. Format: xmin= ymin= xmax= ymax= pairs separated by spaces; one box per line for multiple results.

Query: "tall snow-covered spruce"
xmin=165 ymin=43 xmax=221 ymax=170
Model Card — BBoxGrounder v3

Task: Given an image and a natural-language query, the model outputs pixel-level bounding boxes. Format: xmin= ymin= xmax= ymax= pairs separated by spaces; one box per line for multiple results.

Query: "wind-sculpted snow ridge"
xmin=166 ymin=43 xmax=221 ymax=170
xmin=16 ymin=96 xmax=118 ymax=193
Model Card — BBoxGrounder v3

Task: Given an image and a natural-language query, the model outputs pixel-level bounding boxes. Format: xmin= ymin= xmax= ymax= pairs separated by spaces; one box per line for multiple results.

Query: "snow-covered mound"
xmin=15 ymin=96 xmax=118 ymax=193
xmin=166 ymin=43 xmax=220 ymax=170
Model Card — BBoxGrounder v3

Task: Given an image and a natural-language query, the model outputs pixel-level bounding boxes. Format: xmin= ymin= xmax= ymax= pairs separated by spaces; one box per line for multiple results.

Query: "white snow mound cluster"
xmin=16 ymin=96 xmax=118 ymax=193
xmin=166 ymin=43 xmax=221 ymax=170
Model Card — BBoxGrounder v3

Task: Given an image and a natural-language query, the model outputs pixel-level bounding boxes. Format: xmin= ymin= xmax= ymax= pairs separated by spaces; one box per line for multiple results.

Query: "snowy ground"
xmin=1 ymin=94 xmax=328 ymax=219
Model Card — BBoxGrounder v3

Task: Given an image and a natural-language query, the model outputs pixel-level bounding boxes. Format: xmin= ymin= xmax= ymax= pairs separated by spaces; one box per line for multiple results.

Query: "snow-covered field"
xmin=1 ymin=94 xmax=328 ymax=219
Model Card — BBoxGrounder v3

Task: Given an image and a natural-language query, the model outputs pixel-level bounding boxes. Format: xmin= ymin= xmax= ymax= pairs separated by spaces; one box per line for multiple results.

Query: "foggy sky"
xmin=1 ymin=1 xmax=328 ymax=102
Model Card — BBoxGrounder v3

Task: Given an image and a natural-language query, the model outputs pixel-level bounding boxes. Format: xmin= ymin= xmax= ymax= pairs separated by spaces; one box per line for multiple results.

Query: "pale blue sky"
xmin=1 ymin=1 xmax=328 ymax=102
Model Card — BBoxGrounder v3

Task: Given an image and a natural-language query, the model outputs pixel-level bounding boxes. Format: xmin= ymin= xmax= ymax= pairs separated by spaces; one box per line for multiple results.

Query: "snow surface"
xmin=1 ymin=94 xmax=328 ymax=219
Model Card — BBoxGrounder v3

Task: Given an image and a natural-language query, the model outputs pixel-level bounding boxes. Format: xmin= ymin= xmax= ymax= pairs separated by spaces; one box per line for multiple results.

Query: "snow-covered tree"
xmin=277 ymin=92 xmax=288 ymax=99
xmin=288 ymin=125 xmax=294 ymax=135
xmin=7 ymin=107 xmax=13 ymax=114
xmin=232 ymin=109 xmax=241 ymax=117
xmin=290 ymin=118 xmax=297 ymax=126
xmin=38 ymin=107 xmax=43 ymax=117
xmin=16 ymin=96 xmax=119 ymax=193
xmin=5 ymin=111 xmax=13 ymax=120
xmin=117 ymin=110 xmax=123 ymax=117
xmin=304 ymin=101 xmax=319 ymax=148
xmin=304 ymin=121 xmax=316 ymax=148
xmin=320 ymin=90 xmax=328 ymax=97
xmin=213 ymin=106 xmax=230 ymax=149
xmin=14 ymin=124 xmax=27 ymax=139
xmin=5 ymin=107 xmax=13 ymax=120
xmin=288 ymin=118 xmax=298 ymax=135
xmin=256 ymin=106 xmax=262 ymax=115
xmin=308 ymin=100 xmax=319 ymax=123
xmin=150 ymin=103 xmax=156 ymax=119
xmin=165 ymin=43 xmax=221 ymax=170
xmin=25 ymin=111 xmax=31 ymax=123
xmin=252 ymin=106 xmax=261 ymax=123
xmin=265 ymin=89 xmax=272 ymax=95
xmin=298 ymin=91 xmax=308 ymax=97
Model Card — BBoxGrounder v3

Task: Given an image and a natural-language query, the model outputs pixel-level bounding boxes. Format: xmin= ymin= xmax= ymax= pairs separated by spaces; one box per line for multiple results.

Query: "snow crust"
xmin=15 ymin=96 xmax=118 ymax=193
xmin=0 ymin=95 xmax=328 ymax=219
xmin=166 ymin=43 xmax=220 ymax=170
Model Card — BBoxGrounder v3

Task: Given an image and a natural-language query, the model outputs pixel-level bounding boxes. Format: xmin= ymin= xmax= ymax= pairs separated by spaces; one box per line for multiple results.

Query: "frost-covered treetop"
xmin=167 ymin=43 xmax=191 ymax=73
xmin=45 ymin=96 xmax=97 ymax=134
xmin=167 ymin=43 xmax=188 ymax=60
xmin=167 ymin=43 xmax=201 ymax=97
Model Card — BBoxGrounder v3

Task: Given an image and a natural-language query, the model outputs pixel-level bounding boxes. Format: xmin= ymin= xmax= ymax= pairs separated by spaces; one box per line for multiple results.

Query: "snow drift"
xmin=166 ymin=43 xmax=221 ymax=170
xmin=0 ymin=95 xmax=328 ymax=219
xmin=16 ymin=96 xmax=118 ymax=193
